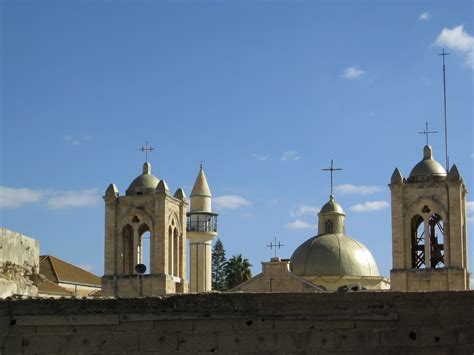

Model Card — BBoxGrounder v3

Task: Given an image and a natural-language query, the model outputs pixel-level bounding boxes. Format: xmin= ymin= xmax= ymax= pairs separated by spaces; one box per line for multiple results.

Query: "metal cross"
xmin=418 ymin=122 xmax=438 ymax=146
xmin=438 ymin=48 xmax=450 ymax=69
xmin=322 ymin=160 xmax=342 ymax=196
xmin=267 ymin=237 xmax=284 ymax=258
xmin=139 ymin=142 xmax=155 ymax=162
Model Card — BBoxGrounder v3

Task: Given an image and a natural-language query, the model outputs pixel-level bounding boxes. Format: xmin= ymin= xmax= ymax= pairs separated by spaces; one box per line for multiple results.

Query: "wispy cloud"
xmin=0 ymin=186 xmax=101 ymax=210
xmin=350 ymin=200 xmax=390 ymax=212
xmin=64 ymin=135 xmax=92 ymax=146
xmin=0 ymin=187 xmax=45 ymax=208
xmin=435 ymin=25 xmax=474 ymax=68
xmin=290 ymin=205 xmax=319 ymax=218
xmin=281 ymin=151 xmax=301 ymax=161
xmin=287 ymin=219 xmax=313 ymax=230
xmin=335 ymin=184 xmax=384 ymax=196
xmin=418 ymin=11 xmax=430 ymax=21
xmin=214 ymin=195 xmax=251 ymax=210
xmin=341 ymin=66 xmax=365 ymax=80
xmin=467 ymin=201 xmax=474 ymax=224
xmin=252 ymin=153 xmax=269 ymax=161
xmin=466 ymin=201 xmax=474 ymax=213
xmin=47 ymin=189 xmax=100 ymax=209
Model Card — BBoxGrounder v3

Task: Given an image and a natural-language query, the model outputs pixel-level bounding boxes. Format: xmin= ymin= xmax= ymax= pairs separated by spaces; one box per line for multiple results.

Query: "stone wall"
xmin=1 ymin=291 xmax=473 ymax=353
xmin=0 ymin=228 xmax=39 ymax=298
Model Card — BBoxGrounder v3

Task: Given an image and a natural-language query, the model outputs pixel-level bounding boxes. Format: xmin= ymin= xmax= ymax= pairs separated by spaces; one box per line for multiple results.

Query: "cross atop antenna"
xmin=438 ymin=48 xmax=450 ymax=170
xmin=418 ymin=122 xmax=438 ymax=146
xmin=322 ymin=160 xmax=342 ymax=196
xmin=139 ymin=142 xmax=155 ymax=162
xmin=267 ymin=237 xmax=284 ymax=258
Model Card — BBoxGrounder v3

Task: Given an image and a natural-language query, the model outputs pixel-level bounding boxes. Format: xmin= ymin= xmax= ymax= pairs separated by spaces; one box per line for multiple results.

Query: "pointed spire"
xmin=105 ymin=183 xmax=119 ymax=197
xmin=447 ymin=164 xmax=461 ymax=181
xmin=174 ymin=188 xmax=187 ymax=201
xmin=191 ymin=165 xmax=212 ymax=197
xmin=156 ymin=180 xmax=169 ymax=194
xmin=391 ymin=168 xmax=404 ymax=184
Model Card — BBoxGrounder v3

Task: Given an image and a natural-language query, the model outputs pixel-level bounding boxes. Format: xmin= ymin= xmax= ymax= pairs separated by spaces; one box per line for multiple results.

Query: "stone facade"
xmin=0 ymin=228 xmax=39 ymax=298
xmin=1 ymin=292 xmax=473 ymax=353
xmin=232 ymin=258 xmax=323 ymax=292
xmin=390 ymin=147 xmax=469 ymax=291
xmin=102 ymin=162 xmax=188 ymax=297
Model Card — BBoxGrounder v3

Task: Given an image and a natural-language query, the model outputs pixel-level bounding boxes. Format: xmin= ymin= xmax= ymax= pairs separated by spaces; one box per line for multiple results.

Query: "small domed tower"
xmin=102 ymin=160 xmax=188 ymax=297
xmin=290 ymin=195 xmax=388 ymax=290
xmin=186 ymin=164 xmax=218 ymax=292
xmin=390 ymin=144 xmax=469 ymax=291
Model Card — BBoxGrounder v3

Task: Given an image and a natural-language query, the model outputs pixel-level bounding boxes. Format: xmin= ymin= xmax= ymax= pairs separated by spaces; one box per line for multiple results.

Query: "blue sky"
xmin=1 ymin=0 xmax=473 ymax=281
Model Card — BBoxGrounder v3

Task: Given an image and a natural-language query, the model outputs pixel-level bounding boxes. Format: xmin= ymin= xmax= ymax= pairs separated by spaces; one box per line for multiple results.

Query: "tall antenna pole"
xmin=438 ymin=48 xmax=450 ymax=170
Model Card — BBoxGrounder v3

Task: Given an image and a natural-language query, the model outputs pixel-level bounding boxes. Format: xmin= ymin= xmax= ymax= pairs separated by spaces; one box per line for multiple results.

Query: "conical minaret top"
xmin=190 ymin=163 xmax=212 ymax=212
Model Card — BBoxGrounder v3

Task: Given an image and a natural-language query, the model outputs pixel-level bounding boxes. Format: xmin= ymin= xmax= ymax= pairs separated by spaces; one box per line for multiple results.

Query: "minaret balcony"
xmin=186 ymin=212 xmax=218 ymax=233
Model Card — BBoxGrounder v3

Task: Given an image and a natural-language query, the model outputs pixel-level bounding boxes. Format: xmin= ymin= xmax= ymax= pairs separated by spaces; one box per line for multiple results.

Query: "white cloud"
xmin=335 ymin=184 xmax=384 ymax=196
xmin=467 ymin=201 xmax=474 ymax=224
xmin=64 ymin=135 xmax=92 ymax=146
xmin=47 ymin=189 xmax=100 ymax=209
xmin=214 ymin=195 xmax=251 ymax=210
xmin=252 ymin=153 xmax=269 ymax=161
xmin=466 ymin=201 xmax=474 ymax=213
xmin=290 ymin=205 xmax=319 ymax=218
xmin=435 ymin=25 xmax=474 ymax=68
xmin=341 ymin=66 xmax=365 ymax=80
xmin=419 ymin=11 xmax=430 ymax=21
xmin=0 ymin=186 xmax=45 ymax=208
xmin=350 ymin=200 xmax=390 ymax=212
xmin=287 ymin=219 xmax=313 ymax=230
xmin=281 ymin=151 xmax=301 ymax=161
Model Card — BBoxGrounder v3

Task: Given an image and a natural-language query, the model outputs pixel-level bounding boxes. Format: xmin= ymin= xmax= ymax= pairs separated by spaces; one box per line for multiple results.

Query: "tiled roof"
xmin=37 ymin=278 xmax=74 ymax=296
xmin=40 ymin=255 xmax=101 ymax=287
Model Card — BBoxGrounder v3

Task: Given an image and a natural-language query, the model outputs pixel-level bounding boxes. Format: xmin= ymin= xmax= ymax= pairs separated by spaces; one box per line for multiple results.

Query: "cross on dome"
xmin=139 ymin=142 xmax=155 ymax=162
xmin=418 ymin=122 xmax=438 ymax=146
xmin=322 ymin=159 xmax=342 ymax=197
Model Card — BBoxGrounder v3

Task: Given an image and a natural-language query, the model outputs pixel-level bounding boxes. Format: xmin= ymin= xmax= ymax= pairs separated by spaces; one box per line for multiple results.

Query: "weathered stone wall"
xmin=0 ymin=228 xmax=39 ymax=298
xmin=1 ymin=291 xmax=473 ymax=354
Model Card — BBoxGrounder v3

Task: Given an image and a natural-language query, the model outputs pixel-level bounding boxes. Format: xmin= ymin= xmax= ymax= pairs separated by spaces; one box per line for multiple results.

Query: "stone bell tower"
xmin=186 ymin=164 xmax=218 ymax=292
xmin=389 ymin=144 xmax=469 ymax=291
xmin=102 ymin=160 xmax=188 ymax=297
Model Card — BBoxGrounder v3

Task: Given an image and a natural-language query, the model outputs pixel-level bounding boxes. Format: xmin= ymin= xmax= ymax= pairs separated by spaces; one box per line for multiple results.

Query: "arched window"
xmin=168 ymin=226 xmax=173 ymax=275
xmin=429 ymin=214 xmax=444 ymax=268
xmin=138 ymin=224 xmax=151 ymax=274
xmin=411 ymin=215 xmax=425 ymax=268
xmin=173 ymin=228 xmax=179 ymax=277
xmin=325 ymin=219 xmax=334 ymax=234
xmin=122 ymin=225 xmax=134 ymax=275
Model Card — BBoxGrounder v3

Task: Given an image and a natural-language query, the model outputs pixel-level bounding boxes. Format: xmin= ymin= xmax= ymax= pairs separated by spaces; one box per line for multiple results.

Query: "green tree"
xmin=211 ymin=238 xmax=227 ymax=291
xmin=224 ymin=254 xmax=252 ymax=289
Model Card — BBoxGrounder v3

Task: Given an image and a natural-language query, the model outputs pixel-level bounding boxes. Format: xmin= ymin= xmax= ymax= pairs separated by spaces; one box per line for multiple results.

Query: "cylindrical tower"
xmin=186 ymin=164 xmax=218 ymax=292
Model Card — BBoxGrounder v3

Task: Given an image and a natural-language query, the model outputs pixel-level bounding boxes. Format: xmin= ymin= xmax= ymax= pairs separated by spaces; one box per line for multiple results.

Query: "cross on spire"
xmin=418 ymin=122 xmax=438 ymax=146
xmin=322 ymin=159 xmax=342 ymax=196
xmin=139 ymin=142 xmax=155 ymax=162
xmin=267 ymin=237 xmax=284 ymax=258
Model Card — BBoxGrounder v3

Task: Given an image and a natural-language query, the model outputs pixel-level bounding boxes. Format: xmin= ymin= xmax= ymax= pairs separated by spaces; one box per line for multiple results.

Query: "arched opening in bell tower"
xmin=429 ymin=214 xmax=444 ymax=268
xmin=411 ymin=215 xmax=425 ymax=269
xmin=122 ymin=224 xmax=134 ymax=275
xmin=138 ymin=224 xmax=151 ymax=274
xmin=173 ymin=228 xmax=179 ymax=277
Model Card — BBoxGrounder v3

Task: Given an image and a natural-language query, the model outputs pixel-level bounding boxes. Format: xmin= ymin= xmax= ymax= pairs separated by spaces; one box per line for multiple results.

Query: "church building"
xmin=101 ymin=156 xmax=218 ymax=297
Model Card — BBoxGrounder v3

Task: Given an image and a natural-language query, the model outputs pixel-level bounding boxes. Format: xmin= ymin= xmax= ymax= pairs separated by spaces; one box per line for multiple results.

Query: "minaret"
xmin=186 ymin=164 xmax=218 ymax=292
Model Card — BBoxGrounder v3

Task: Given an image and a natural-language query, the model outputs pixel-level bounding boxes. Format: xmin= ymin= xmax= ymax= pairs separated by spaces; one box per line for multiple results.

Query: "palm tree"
xmin=224 ymin=254 xmax=252 ymax=289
